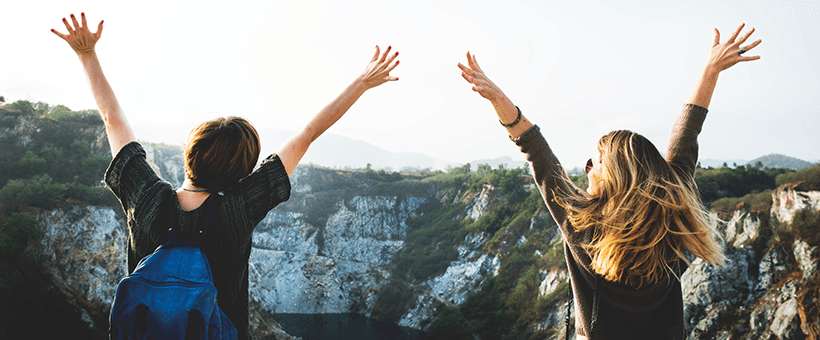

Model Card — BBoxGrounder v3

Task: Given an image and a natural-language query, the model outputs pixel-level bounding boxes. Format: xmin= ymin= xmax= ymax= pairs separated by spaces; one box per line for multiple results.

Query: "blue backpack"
xmin=109 ymin=195 xmax=237 ymax=339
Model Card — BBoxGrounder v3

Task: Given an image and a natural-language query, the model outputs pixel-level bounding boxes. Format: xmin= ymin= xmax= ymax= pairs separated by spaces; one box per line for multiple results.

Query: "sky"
xmin=2 ymin=0 xmax=819 ymax=171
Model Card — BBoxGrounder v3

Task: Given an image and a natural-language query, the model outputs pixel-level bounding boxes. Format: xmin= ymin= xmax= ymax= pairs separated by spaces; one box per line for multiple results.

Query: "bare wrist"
xmin=77 ymin=50 xmax=97 ymax=62
xmin=701 ymin=64 xmax=720 ymax=78
xmin=350 ymin=78 xmax=370 ymax=94
xmin=490 ymin=95 xmax=513 ymax=111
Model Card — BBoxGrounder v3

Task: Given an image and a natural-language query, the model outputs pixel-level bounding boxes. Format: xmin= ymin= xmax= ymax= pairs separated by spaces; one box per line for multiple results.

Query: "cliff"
xmin=681 ymin=183 xmax=820 ymax=339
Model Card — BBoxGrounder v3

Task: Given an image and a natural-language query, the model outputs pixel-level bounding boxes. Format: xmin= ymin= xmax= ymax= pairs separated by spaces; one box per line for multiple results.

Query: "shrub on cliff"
xmin=695 ymin=165 xmax=792 ymax=203
xmin=776 ymin=163 xmax=820 ymax=189
xmin=4 ymin=100 xmax=35 ymax=116
xmin=0 ymin=174 xmax=66 ymax=209
xmin=428 ymin=305 xmax=472 ymax=340
xmin=710 ymin=189 xmax=774 ymax=214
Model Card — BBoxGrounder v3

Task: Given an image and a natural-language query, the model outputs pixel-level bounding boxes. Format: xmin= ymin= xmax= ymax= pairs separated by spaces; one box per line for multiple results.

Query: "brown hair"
xmin=184 ymin=116 xmax=260 ymax=192
xmin=556 ymin=130 xmax=724 ymax=288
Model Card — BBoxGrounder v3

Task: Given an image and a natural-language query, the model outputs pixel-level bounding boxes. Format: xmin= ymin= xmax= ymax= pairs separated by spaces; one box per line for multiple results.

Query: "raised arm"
xmin=668 ymin=24 xmax=761 ymax=171
xmin=457 ymin=52 xmax=574 ymax=225
xmin=457 ymin=52 xmax=533 ymax=138
xmin=52 ymin=13 xmax=136 ymax=156
xmin=687 ymin=23 xmax=762 ymax=109
xmin=277 ymin=46 xmax=400 ymax=175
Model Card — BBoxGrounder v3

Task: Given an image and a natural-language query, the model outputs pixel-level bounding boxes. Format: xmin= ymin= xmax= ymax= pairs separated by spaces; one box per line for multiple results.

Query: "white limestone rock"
xmin=756 ymin=248 xmax=789 ymax=295
xmin=424 ymin=254 xmax=499 ymax=306
xmin=768 ymin=298 xmax=800 ymax=338
xmin=539 ymin=269 xmax=568 ymax=297
xmin=253 ymin=211 xmax=319 ymax=254
xmin=248 ymin=248 xmax=389 ymax=314
xmin=467 ymin=184 xmax=494 ymax=220
xmin=33 ymin=206 xmax=128 ymax=327
xmin=681 ymin=247 xmax=753 ymax=327
xmin=770 ymin=186 xmax=820 ymax=223
xmin=793 ymin=239 xmax=818 ymax=281
xmin=723 ymin=208 xmax=762 ymax=248
xmin=322 ymin=196 xmax=424 ymax=265
xmin=397 ymin=293 xmax=439 ymax=329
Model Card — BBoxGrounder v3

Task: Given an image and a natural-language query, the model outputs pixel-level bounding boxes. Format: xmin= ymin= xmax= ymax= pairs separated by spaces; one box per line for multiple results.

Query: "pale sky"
xmin=2 ymin=0 xmax=819 ymax=170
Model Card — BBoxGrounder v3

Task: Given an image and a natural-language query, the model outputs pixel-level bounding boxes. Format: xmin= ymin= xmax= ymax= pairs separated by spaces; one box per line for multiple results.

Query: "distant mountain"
xmin=699 ymin=154 xmax=815 ymax=170
xmin=137 ymin=125 xmax=815 ymax=173
xmin=136 ymin=125 xmax=528 ymax=172
xmin=294 ymin=133 xmax=460 ymax=171
xmin=746 ymin=153 xmax=814 ymax=170
xmin=258 ymin=129 xmax=530 ymax=172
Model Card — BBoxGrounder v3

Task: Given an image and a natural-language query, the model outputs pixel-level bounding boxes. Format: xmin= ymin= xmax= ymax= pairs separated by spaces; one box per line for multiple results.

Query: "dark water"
xmin=272 ymin=313 xmax=436 ymax=340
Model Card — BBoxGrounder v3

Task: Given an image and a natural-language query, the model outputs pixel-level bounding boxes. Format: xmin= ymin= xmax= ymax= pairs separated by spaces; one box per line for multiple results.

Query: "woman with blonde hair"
xmin=458 ymin=24 xmax=760 ymax=339
xmin=53 ymin=12 xmax=399 ymax=339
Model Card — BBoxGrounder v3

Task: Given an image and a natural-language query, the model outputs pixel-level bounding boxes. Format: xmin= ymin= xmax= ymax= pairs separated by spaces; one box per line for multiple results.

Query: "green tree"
xmin=32 ymin=101 xmax=51 ymax=116
xmin=0 ymin=174 xmax=66 ymax=209
xmin=0 ymin=212 xmax=39 ymax=262
xmin=16 ymin=151 xmax=46 ymax=177
xmin=7 ymin=100 xmax=34 ymax=115
xmin=428 ymin=306 xmax=473 ymax=340
xmin=776 ymin=163 xmax=820 ymax=187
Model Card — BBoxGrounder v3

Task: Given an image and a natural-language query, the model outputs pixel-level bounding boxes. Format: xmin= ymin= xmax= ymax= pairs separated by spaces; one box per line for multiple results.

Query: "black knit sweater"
xmin=105 ymin=141 xmax=291 ymax=340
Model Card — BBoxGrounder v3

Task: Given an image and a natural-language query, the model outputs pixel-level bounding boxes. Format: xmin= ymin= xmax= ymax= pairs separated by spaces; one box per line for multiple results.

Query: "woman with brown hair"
xmin=458 ymin=24 xmax=760 ymax=339
xmin=52 ymin=13 xmax=399 ymax=339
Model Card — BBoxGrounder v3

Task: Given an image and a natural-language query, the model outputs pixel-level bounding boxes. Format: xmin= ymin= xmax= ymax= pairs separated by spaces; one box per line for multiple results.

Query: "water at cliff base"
xmin=273 ymin=313 xmax=435 ymax=340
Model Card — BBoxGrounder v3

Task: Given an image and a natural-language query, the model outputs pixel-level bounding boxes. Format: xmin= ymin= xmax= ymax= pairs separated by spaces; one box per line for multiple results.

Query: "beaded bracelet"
xmin=499 ymin=106 xmax=522 ymax=128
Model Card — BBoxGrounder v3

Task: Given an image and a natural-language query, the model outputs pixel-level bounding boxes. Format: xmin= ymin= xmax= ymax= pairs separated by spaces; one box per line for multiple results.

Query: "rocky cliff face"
xmin=32 ymin=206 xmax=127 ymax=328
xmin=246 ymin=166 xmax=508 ymax=326
xmin=27 ymin=139 xmax=820 ymax=339
xmin=681 ymin=184 xmax=820 ymax=340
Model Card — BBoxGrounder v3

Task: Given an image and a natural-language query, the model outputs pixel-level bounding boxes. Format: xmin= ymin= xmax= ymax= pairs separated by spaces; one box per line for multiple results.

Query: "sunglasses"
xmin=585 ymin=158 xmax=593 ymax=174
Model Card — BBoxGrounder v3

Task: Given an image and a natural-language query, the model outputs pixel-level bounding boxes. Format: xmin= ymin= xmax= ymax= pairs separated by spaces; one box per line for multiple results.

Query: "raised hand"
xmin=358 ymin=45 xmax=400 ymax=89
xmin=457 ymin=51 xmax=531 ymax=137
xmin=687 ymin=24 xmax=761 ymax=109
xmin=277 ymin=45 xmax=400 ymax=175
xmin=457 ymin=52 xmax=506 ymax=102
xmin=51 ymin=12 xmax=103 ymax=56
xmin=707 ymin=23 xmax=761 ymax=72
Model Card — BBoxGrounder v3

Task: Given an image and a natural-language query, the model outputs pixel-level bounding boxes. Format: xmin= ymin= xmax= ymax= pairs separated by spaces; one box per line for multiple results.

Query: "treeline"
xmin=699 ymin=163 xmax=820 ymax=214
xmin=1 ymin=99 xmax=102 ymax=125
xmin=0 ymin=99 xmax=111 ymax=339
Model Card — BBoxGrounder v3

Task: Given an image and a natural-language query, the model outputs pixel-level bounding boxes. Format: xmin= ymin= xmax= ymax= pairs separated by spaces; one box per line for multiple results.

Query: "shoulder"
xmin=105 ymin=142 xmax=147 ymax=186
xmin=243 ymin=153 xmax=290 ymax=195
xmin=237 ymin=153 xmax=291 ymax=222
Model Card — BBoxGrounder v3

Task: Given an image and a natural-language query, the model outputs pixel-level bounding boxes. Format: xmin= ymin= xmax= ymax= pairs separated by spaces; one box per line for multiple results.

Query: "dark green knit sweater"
xmin=105 ymin=141 xmax=291 ymax=340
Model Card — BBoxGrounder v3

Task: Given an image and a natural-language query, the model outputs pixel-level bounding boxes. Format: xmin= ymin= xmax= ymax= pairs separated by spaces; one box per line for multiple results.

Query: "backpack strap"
xmin=565 ymin=281 xmax=573 ymax=340
xmin=589 ymin=275 xmax=600 ymax=339
xmin=167 ymin=193 xmax=223 ymax=247
xmin=565 ymin=274 xmax=601 ymax=340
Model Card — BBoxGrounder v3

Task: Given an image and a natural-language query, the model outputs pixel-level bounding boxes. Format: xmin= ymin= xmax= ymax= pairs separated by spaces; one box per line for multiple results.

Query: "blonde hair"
xmin=556 ymin=130 xmax=724 ymax=288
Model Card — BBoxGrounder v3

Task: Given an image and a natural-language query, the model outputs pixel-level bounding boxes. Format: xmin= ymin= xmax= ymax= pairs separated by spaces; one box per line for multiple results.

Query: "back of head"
xmin=560 ymin=130 xmax=724 ymax=287
xmin=184 ymin=116 xmax=260 ymax=192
